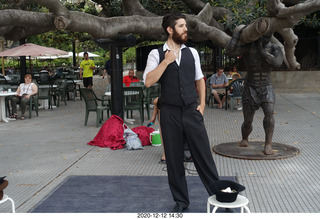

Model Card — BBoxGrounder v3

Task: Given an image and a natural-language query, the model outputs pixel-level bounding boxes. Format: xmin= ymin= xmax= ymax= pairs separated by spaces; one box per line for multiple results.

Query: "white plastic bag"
xmin=123 ymin=124 xmax=143 ymax=150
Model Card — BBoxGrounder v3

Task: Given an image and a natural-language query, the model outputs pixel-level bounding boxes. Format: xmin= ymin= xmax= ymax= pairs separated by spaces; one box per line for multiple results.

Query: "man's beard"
xmin=172 ymin=29 xmax=188 ymax=44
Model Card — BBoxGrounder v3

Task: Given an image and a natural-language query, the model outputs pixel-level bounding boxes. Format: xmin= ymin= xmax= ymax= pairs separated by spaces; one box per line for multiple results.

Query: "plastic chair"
xmin=0 ymin=75 xmax=9 ymax=85
xmin=144 ymin=83 xmax=160 ymax=120
xmin=80 ymin=88 xmax=111 ymax=127
xmin=8 ymin=75 xmax=20 ymax=86
xmin=206 ymin=76 xmax=220 ymax=108
xmin=37 ymin=72 xmax=51 ymax=84
xmin=27 ymin=93 xmax=39 ymax=119
xmin=123 ymin=87 xmax=144 ymax=125
xmin=65 ymin=75 xmax=80 ymax=100
xmin=52 ymin=79 xmax=67 ymax=107
xmin=226 ymin=78 xmax=244 ymax=112
xmin=0 ymin=194 xmax=15 ymax=213
xmin=37 ymin=83 xmax=53 ymax=110
xmin=130 ymin=82 xmax=151 ymax=120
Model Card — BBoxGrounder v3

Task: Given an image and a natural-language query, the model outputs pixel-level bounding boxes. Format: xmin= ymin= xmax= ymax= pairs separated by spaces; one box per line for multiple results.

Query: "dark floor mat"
xmin=31 ymin=175 xmax=238 ymax=213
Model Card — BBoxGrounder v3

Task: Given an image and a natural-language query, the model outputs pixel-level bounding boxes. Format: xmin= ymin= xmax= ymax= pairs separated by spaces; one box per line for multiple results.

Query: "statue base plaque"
xmin=212 ymin=141 xmax=300 ymax=160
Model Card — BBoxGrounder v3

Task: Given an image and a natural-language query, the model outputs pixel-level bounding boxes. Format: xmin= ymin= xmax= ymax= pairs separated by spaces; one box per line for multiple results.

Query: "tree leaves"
xmin=211 ymin=0 xmax=268 ymax=30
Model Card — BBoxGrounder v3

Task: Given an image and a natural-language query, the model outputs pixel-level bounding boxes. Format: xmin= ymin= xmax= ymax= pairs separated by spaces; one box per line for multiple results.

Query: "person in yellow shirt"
xmin=228 ymin=66 xmax=241 ymax=78
xmin=79 ymin=52 xmax=96 ymax=88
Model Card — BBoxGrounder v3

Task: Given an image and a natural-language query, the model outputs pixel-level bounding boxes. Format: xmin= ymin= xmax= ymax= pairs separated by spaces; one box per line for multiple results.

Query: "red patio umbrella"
xmin=0 ymin=43 xmax=68 ymax=57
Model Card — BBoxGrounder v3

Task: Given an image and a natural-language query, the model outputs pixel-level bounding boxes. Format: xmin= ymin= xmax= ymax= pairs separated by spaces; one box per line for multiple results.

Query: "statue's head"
xmin=261 ymin=34 xmax=272 ymax=46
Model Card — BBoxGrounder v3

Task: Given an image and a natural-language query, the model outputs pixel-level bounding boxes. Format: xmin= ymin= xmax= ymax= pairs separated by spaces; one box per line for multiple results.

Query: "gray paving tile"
xmin=1 ymin=90 xmax=320 ymax=213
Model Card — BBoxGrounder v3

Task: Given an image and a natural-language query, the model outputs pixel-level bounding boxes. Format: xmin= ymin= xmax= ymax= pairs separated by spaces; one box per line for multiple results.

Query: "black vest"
xmin=158 ymin=47 xmax=198 ymax=106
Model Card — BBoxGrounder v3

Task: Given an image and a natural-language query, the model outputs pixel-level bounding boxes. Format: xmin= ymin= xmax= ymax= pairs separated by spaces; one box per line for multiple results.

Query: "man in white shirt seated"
xmin=210 ymin=66 xmax=228 ymax=108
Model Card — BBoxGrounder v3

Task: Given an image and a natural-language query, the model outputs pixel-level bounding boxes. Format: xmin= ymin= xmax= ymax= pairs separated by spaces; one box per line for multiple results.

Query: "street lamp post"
xmin=95 ymin=35 xmax=136 ymax=119
xmin=0 ymin=37 xmax=5 ymax=75
xmin=75 ymin=39 xmax=80 ymax=68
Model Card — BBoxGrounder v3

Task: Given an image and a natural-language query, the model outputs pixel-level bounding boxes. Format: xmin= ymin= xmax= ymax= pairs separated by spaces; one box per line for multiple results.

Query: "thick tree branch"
xmin=15 ymin=0 xmax=71 ymax=30
xmin=0 ymin=26 xmax=14 ymax=37
xmin=120 ymin=1 xmax=230 ymax=46
xmin=239 ymin=0 xmax=320 ymax=69
xmin=276 ymin=0 xmax=320 ymax=19
xmin=0 ymin=0 xmax=318 ymax=71
xmin=181 ymin=0 xmax=206 ymax=14
xmin=186 ymin=16 xmax=231 ymax=47
xmin=278 ymin=28 xmax=300 ymax=69
xmin=52 ymin=11 xmax=164 ymax=40
xmin=0 ymin=9 xmax=54 ymax=33
xmin=267 ymin=0 xmax=286 ymax=16
xmin=196 ymin=3 xmax=230 ymax=30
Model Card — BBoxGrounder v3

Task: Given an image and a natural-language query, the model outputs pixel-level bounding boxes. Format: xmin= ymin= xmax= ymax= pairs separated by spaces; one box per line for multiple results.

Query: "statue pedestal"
xmin=212 ymin=141 xmax=300 ymax=160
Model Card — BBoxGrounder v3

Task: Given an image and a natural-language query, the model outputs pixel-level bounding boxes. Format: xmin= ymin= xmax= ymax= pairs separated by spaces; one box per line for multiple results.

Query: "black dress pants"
xmin=160 ymin=102 xmax=219 ymax=208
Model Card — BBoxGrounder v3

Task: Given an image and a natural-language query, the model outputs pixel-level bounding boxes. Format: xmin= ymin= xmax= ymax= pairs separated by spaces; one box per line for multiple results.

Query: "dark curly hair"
xmin=162 ymin=13 xmax=186 ymax=36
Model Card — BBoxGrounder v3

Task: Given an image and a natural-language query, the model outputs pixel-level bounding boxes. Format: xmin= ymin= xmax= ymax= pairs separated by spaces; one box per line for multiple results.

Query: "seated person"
xmin=228 ymin=66 xmax=242 ymax=78
xmin=210 ymin=66 xmax=228 ymax=108
xmin=228 ymin=74 xmax=241 ymax=94
xmin=123 ymin=69 xmax=139 ymax=87
xmin=7 ymin=66 xmax=14 ymax=75
xmin=10 ymin=74 xmax=38 ymax=120
xmin=48 ymin=69 xmax=55 ymax=78
xmin=228 ymin=74 xmax=242 ymax=110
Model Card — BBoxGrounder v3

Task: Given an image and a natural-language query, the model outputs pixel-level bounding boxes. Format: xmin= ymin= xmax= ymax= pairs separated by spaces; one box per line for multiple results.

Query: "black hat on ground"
xmin=214 ymin=180 xmax=245 ymax=203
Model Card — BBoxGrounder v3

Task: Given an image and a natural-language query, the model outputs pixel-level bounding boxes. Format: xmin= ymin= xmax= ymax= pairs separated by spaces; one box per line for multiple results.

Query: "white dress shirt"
xmin=143 ymin=43 xmax=204 ymax=83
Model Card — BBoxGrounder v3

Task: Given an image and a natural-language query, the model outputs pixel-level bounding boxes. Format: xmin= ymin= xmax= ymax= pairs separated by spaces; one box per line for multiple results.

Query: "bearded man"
xmin=144 ymin=13 xmax=220 ymax=213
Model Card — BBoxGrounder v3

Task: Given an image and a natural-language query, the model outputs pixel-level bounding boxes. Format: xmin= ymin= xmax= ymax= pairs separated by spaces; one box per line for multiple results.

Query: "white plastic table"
xmin=207 ymin=194 xmax=250 ymax=213
xmin=0 ymin=92 xmax=17 ymax=122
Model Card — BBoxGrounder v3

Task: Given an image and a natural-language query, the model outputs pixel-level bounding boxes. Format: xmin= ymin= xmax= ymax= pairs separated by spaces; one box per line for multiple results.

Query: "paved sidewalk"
xmin=1 ymin=90 xmax=320 ymax=213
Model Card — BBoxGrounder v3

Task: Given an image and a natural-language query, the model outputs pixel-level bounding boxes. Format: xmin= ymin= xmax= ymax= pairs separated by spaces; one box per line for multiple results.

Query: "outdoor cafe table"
xmin=67 ymin=79 xmax=81 ymax=84
xmin=0 ymin=91 xmax=17 ymax=122
xmin=104 ymin=90 xmax=140 ymax=124
xmin=104 ymin=91 xmax=139 ymax=97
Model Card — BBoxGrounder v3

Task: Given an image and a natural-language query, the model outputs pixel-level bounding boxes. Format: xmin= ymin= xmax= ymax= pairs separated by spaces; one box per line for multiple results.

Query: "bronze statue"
xmin=226 ymin=26 xmax=284 ymax=155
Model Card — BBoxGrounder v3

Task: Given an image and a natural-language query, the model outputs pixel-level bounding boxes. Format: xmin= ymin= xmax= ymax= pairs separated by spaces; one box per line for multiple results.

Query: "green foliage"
xmin=211 ymin=0 xmax=319 ymax=30
xmin=300 ymin=12 xmax=320 ymax=29
xmin=211 ymin=0 xmax=267 ymax=30
xmin=105 ymin=0 xmax=123 ymax=16
xmin=142 ymin=0 xmax=192 ymax=15
xmin=123 ymin=47 xmax=136 ymax=64
xmin=0 ymin=0 xmax=10 ymax=10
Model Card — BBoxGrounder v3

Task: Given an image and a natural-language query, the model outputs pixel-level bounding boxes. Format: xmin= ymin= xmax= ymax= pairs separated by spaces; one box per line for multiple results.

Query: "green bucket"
xmin=150 ymin=130 xmax=161 ymax=146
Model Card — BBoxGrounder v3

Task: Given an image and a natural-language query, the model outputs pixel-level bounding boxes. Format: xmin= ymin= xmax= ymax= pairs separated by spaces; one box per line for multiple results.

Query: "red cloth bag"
xmin=87 ymin=115 xmax=126 ymax=150
xmin=132 ymin=126 xmax=155 ymax=146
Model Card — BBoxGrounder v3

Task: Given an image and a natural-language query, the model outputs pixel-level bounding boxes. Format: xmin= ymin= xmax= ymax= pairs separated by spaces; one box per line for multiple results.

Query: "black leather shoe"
xmin=171 ymin=203 xmax=188 ymax=212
